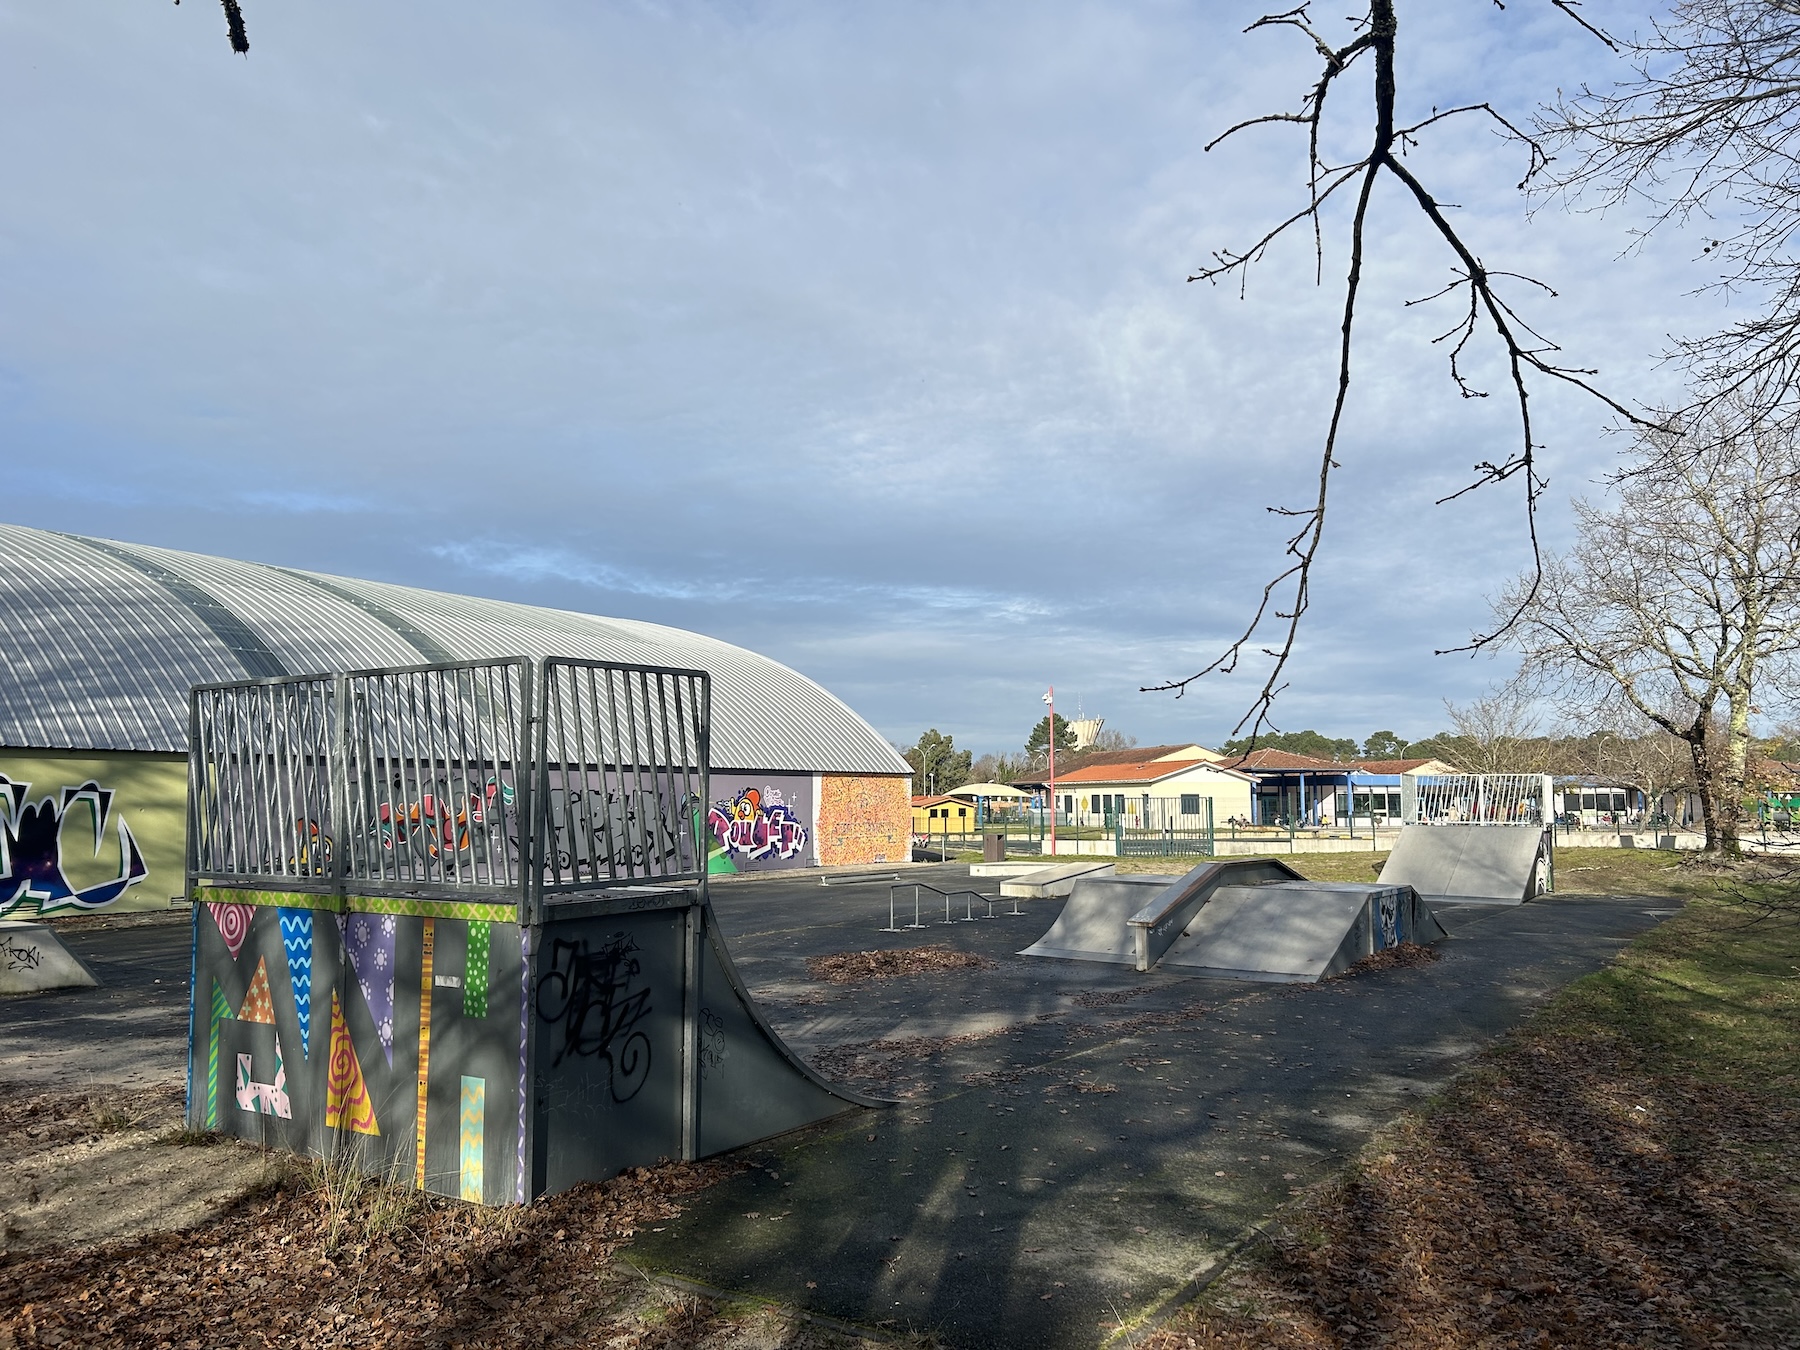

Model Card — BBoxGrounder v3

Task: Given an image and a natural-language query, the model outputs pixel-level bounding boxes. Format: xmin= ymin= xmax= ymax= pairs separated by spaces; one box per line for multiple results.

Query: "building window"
xmin=1180 ymin=794 xmax=1201 ymax=816
xmin=957 ymin=807 xmax=968 ymax=818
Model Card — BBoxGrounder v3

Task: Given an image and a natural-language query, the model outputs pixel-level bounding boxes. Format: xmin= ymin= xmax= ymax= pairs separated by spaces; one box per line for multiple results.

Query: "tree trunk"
xmin=1719 ymin=688 xmax=1755 ymax=856
xmin=1685 ymin=709 xmax=1726 ymax=854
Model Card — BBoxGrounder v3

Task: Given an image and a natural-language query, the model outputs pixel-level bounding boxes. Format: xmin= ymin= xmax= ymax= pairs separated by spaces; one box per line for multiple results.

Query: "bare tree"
xmin=1537 ymin=0 xmax=1800 ymax=421
xmin=1144 ymin=2 xmax=1647 ymax=739
xmin=1497 ymin=397 xmax=1800 ymax=852
xmin=1442 ymin=691 xmax=1551 ymax=775
xmin=1567 ymin=703 xmax=1697 ymax=822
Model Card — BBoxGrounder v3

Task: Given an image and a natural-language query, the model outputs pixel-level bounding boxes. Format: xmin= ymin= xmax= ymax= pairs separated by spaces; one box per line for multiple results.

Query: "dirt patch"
xmin=1329 ymin=941 xmax=1441 ymax=979
xmin=0 ymin=1084 xmax=274 ymax=1255
xmin=0 ymin=1152 xmax=772 ymax=1348
xmin=805 ymin=945 xmax=995 ymax=984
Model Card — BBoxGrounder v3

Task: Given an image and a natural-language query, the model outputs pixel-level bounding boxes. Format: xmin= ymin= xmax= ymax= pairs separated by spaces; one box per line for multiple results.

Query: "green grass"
xmin=1536 ymin=894 xmax=1800 ymax=1092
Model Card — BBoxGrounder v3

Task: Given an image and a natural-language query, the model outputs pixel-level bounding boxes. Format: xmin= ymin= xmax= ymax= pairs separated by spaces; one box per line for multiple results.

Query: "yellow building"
xmin=911 ymin=794 xmax=976 ymax=834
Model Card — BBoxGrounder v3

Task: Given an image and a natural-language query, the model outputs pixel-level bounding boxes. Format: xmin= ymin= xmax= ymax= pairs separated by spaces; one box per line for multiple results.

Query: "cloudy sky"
xmin=2 ymin=2 xmax=1724 ymax=756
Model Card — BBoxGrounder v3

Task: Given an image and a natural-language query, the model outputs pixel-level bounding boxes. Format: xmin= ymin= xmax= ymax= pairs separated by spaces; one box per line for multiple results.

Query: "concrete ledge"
xmin=969 ymin=862 xmax=1054 ymax=878
xmin=999 ymin=860 xmax=1116 ymax=899
xmin=0 ymin=922 xmax=101 ymax=995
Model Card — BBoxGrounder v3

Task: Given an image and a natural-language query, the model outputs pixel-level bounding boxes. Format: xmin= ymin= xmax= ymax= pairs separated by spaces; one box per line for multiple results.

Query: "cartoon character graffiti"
xmin=0 ymin=775 xmax=148 ymax=918
xmin=1376 ymin=891 xmax=1403 ymax=950
xmin=707 ymin=788 xmax=808 ymax=863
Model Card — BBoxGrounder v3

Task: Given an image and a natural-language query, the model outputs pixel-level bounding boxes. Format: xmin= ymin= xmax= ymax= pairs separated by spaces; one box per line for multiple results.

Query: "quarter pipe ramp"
xmin=1378 ymin=825 xmax=1550 ymax=905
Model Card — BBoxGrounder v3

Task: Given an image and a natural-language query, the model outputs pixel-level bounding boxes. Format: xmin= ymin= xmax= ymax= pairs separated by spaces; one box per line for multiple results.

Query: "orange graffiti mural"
xmin=816 ymin=775 xmax=910 ymax=866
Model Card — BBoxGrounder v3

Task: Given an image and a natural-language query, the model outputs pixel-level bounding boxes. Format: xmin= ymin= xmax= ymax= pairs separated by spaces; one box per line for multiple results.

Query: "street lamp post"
xmin=1043 ymin=686 xmax=1057 ymax=857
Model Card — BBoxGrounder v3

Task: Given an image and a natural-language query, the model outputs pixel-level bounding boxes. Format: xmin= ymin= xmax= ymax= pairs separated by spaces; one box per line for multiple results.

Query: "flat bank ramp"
xmin=1159 ymin=883 xmax=1445 ymax=983
xmin=999 ymin=860 xmax=1117 ymax=900
xmin=1017 ymin=874 xmax=1181 ymax=965
xmin=1378 ymin=825 xmax=1549 ymax=904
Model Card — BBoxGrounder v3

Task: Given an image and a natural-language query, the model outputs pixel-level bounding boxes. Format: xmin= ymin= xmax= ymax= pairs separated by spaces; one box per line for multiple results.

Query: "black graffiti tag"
xmin=0 ymin=936 xmax=42 ymax=972
xmin=535 ymin=934 xmax=653 ymax=1101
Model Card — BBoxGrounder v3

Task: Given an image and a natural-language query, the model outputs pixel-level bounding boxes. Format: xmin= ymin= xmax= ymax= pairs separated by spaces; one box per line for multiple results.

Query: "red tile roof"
xmin=1053 ymin=759 xmax=1209 ymax=784
xmin=1219 ymin=749 xmax=1451 ymax=774
xmin=1060 ymin=743 xmax=1213 ymax=770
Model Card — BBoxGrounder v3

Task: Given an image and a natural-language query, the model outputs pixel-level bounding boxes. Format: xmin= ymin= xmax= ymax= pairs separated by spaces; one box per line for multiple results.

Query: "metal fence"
xmin=535 ymin=659 xmax=708 ymax=892
xmin=189 ymin=657 xmax=709 ymax=912
xmin=188 ymin=675 xmax=339 ymax=892
xmin=341 ymin=660 xmax=530 ymax=893
xmin=1115 ymin=798 xmax=1214 ymax=856
xmin=1403 ymin=773 xmax=1553 ymax=826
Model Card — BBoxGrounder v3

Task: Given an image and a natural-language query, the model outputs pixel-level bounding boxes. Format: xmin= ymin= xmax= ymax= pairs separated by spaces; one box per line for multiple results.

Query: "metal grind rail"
xmin=880 ymin=882 xmax=1019 ymax=932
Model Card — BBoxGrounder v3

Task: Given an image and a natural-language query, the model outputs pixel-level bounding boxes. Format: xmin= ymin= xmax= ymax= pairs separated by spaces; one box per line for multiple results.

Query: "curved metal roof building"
xmin=0 ymin=525 xmax=907 ymax=776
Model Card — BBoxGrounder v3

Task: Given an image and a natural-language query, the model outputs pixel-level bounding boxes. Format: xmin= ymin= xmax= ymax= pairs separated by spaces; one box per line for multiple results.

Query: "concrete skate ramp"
xmin=1159 ymin=882 xmax=1446 ymax=983
xmin=1125 ymin=857 xmax=1305 ymax=972
xmin=0 ymin=922 xmax=100 ymax=995
xmin=1379 ymin=825 xmax=1549 ymax=904
xmin=1000 ymin=860 xmax=1116 ymax=900
xmin=1018 ymin=874 xmax=1181 ymax=965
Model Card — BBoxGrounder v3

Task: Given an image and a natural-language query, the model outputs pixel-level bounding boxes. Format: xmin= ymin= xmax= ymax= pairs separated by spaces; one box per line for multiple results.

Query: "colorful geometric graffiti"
xmin=0 ymin=773 xmax=148 ymax=916
xmin=193 ymin=891 xmax=532 ymax=1205
xmin=707 ymin=787 xmax=808 ymax=863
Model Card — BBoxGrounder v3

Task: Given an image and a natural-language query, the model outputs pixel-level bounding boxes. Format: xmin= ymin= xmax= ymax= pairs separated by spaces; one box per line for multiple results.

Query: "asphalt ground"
xmin=0 ymin=910 xmax=193 ymax=1094
xmin=629 ymin=866 xmax=1678 ymax=1348
xmin=0 ymin=869 xmax=1677 ymax=1347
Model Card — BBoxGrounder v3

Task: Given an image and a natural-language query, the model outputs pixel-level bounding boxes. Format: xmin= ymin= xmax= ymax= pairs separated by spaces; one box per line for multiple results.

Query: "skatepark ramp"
xmin=1157 ymin=882 xmax=1445 ymax=982
xmin=1018 ymin=856 xmax=1304 ymax=968
xmin=186 ymin=658 xmax=879 ymax=1205
xmin=1378 ymin=824 xmax=1552 ymax=905
xmin=1019 ymin=855 xmax=1446 ymax=983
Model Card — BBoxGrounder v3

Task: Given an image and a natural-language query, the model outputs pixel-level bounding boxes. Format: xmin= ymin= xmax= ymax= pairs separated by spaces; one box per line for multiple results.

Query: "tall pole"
xmin=1044 ymin=686 xmax=1057 ymax=857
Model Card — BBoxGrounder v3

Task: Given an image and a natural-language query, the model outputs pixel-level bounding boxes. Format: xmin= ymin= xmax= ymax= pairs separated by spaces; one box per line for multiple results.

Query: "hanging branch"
xmin=173 ymin=0 xmax=249 ymax=55
xmin=1143 ymin=0 xmax=1654 ymax=747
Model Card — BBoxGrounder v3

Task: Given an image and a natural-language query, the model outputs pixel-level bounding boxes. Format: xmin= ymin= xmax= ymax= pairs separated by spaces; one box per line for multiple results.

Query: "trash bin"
xmin=983 ymin=832 xmax=1006 ymax=863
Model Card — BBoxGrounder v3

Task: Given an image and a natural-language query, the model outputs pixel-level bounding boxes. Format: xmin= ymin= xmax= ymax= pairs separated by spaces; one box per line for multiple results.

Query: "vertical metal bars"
xmin=189 ymin=657 xmax=706 ymax=906
xmin=338 ymin=660 xmax=530 ymax=893
xmin=1408 ymin=774 xmax=1554 ymax=826
xmin=188 ymin=676 xmax=337 ymax=889
xmin=535 ymin=659 xmax=708 ymax=891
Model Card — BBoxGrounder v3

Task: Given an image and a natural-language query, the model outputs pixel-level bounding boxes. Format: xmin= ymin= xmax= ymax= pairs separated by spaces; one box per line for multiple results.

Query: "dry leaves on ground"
xmin=805 ymin=945 xmax=996 ymax=984
xmin=0 ymin=1144 xmax=748 ymax=1349
xmin=1330 ymin=942 xmax=1441 ymax=980
xmin=1143 ymin=1030 xmax=1800 ymax=1349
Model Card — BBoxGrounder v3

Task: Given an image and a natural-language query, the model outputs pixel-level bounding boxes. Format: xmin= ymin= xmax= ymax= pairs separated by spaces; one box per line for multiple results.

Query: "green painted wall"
xmin=0 ymin=751 xmax=188 ymax=916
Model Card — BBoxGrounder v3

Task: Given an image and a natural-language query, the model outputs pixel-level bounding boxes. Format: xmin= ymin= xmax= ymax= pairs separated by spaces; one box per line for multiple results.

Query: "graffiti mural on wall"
xmin=817 ymin=774 xmax=909 ymax=867
xmin=708 ymin=787 xmax=809 ymax=864
xmin=0 ymin=774 xmax=148 ymax=917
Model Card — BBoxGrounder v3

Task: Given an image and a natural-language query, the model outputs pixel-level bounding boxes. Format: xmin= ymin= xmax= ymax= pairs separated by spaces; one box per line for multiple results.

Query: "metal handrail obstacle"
xmin=880 ymin=882 xmax=1010 ymax=932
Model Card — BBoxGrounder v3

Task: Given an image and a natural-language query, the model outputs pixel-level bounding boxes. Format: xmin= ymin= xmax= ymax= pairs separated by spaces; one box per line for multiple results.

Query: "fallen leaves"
xmin=806 ymin=945 xmax=996 ymax=983
xmin=1330 ymin=941 xmax=1441 ymax=979
xmin=0 ymin=1144 xmax=745 ymax=1349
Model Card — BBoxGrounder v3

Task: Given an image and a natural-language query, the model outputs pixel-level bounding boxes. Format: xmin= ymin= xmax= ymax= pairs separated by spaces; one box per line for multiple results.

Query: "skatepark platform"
xmin=1379 ymin=824 xmax=1551 ymax=905
xmin=1019 ymin=856 xmax=1446 ymax=984
xmin=998 ymin=859 xmax=1115 ymax=900
xmin=1159 ymin=882 xmax=1445 ymax=982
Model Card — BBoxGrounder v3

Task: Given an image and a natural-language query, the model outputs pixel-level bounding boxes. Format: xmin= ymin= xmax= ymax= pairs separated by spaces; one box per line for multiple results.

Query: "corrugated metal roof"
xmin=0 ymin=525 xmax=909 ymax=776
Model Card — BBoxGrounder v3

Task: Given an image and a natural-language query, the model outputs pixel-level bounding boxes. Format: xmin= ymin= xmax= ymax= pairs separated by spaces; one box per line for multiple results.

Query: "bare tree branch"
xmin=1145 ymin=1 xmax=1645 ymax=741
